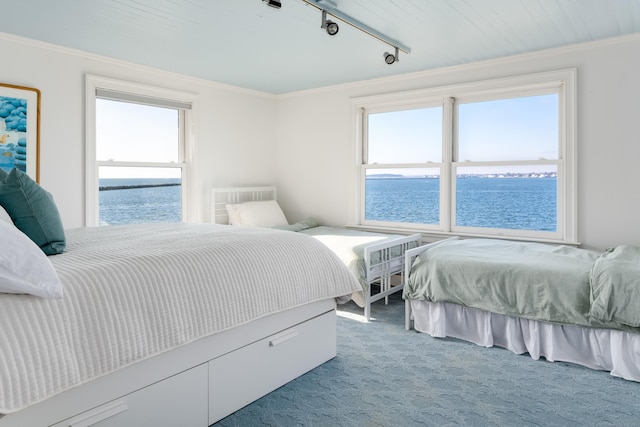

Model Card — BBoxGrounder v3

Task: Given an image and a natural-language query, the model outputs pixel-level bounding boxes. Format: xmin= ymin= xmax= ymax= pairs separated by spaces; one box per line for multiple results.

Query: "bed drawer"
xmin=208 ymin=309 xmax=336 ymax=424
xmin=51 ymin=364 xmax=208 ymax=427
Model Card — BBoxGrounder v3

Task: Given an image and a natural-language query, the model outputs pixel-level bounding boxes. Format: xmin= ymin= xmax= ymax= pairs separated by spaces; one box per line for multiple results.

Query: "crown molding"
xmin=0 ymin=32 xmax=277 ymax=100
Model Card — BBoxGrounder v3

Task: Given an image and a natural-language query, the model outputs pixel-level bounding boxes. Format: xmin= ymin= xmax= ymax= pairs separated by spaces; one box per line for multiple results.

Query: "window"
xmin=355 ymin=70 xmax=577 ymax=243
xmin=85 ymin=76 xmax=196 ymax=226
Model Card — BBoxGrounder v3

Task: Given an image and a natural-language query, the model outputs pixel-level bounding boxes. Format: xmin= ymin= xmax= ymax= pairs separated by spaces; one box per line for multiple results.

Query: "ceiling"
xmin=2 ymin=0 xmax=640 ymax=94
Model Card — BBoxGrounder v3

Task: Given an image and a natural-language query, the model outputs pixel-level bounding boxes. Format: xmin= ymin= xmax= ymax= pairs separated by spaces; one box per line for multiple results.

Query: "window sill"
xmin=345 ymin=224 xmax=581 ymax=247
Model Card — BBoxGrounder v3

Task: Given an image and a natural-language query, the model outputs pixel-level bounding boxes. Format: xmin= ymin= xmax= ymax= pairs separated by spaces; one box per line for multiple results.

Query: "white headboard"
xmin=211 ymin=186 xmax=277 ymax=224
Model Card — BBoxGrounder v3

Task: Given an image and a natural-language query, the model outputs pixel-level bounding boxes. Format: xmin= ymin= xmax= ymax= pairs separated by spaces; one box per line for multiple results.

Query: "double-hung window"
xmin=85 ymin=76 xmax=196 ymax=226
xmin=356 ymin=69 xmax=576 ymax=243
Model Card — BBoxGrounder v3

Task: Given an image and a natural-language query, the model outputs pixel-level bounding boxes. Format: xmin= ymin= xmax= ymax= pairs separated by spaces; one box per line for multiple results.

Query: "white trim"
xmin=0 ymin=32 xmax=275 ymax=99
xmin=1 ymin=29 xmax=637 ymax=98
xmin=279 ymin=33 xmax=640 ymax=98
xmin=352 ymin=69 xmax=578 ymax=244
xmin=85 ymin=75 xmax=198 ymax=226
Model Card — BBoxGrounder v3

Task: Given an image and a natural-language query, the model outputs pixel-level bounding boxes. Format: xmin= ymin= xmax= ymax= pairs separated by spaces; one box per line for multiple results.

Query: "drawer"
xmin=52 ymin=363 xmax=208 ymax=427
xmin=208 ymin=310 xmax=336 ymax=424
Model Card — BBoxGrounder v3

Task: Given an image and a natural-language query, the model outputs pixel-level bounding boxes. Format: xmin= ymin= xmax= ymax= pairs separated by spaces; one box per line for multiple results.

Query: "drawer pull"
xmin=69 ymin=400 xmax=128 ymax=427
xmin=269 ymin=330 xmax=298 ymax=347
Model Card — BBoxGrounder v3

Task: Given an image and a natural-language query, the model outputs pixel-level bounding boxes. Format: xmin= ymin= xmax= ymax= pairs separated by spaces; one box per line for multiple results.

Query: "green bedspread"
xmin=590 ymin=245 xmax=640 ymax=328
xmin=405 ymin=239 xmax=601 ymax=327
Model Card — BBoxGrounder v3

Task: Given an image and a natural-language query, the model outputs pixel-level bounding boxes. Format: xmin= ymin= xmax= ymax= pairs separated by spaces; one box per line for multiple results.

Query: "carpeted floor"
xmin=213 ymin=293 xmax=640 ymax=426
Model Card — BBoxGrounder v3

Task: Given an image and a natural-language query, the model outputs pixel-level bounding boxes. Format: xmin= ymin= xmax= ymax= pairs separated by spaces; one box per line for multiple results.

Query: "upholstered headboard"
xmin=210 ymin=186 xmax=277 ymax=224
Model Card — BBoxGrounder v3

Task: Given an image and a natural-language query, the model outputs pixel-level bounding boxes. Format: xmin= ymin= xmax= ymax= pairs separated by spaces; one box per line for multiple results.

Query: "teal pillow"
xmin=0 ymin=168 xmax=66 ymax=255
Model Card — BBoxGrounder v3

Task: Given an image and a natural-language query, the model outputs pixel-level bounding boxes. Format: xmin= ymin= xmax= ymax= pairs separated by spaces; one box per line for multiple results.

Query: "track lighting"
xmin=262 ymin=0 xmax=281 ymax=9
xmin=321 ymin=10 xmax=339 ymax=36
xmin=300 ymin=0 xmax=411 ymax=62
xmin=384 ymin=47 xmax=399 ymax=64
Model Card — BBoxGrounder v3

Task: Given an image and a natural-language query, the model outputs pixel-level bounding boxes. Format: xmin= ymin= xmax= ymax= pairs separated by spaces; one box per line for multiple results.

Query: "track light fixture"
xmin=262 ymin=0 xmax=281 ymax=9
xmin=321 ymin=10 xmax=339 ymax=36
xmin=384 ymin=47 xmax=399 ymax=65
xmin=300 ymin=0 xmax=411 ymax=62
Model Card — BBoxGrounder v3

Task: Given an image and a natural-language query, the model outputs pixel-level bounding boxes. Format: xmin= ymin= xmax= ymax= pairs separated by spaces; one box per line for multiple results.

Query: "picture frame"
xmin=0 ymin=82 xmax=41 ymax=183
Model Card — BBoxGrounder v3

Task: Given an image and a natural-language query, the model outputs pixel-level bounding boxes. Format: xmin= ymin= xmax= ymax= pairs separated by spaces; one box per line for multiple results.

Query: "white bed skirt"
xmin=410 ymin=300 xmax=640 ymax=382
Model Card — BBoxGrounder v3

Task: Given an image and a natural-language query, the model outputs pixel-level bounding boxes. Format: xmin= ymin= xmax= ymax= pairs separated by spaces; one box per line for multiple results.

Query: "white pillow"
xmin=0 ymin=205 xmax=12 ymax=224
xmin=0 ymin=220 xmax=63 ymax=298
xmin=225 ymin=200 xmax=288 ymax=228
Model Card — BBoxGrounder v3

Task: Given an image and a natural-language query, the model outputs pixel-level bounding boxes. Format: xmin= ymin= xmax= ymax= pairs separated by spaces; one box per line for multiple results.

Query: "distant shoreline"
xmin=99 ymin=183 xmax=181 ymax=191
xmin=367 ymin=173 xmax=557 ymax=179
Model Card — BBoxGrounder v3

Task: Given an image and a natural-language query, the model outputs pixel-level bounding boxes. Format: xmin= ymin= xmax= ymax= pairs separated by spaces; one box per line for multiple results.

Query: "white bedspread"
xmin=0 ymin=223 xmax=360 ymax=414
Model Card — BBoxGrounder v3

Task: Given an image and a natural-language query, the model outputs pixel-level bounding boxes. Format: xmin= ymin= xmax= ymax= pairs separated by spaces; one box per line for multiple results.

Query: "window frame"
xmin=85 ymin=75 xmax=197 ymax=226
xmin=352 ymin=69 xmax=577 ymax=244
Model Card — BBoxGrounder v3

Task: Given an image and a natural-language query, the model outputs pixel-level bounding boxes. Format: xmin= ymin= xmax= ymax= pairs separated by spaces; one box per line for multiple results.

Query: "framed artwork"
xmin=0 ymin=83 xmax=41 ymax=182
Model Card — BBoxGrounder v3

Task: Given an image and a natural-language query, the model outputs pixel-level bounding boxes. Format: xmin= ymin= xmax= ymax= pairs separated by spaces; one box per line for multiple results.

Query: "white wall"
xmin=3 ymin=32 xmax=639 ymax=250
xmin=0 ymin=34 xmax=277 ymax=228
xmin=275 ymin=34 xmax=640 ymax=250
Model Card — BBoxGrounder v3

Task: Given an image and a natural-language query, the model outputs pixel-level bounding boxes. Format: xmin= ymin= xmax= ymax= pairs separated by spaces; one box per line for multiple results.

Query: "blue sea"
xmin=100 ymin=176 xmax=557 ymax=232
xmin=365 ymin=177 xmax=557 ymax=232
xmin=99 ymin=178 xmax=181 ymax=225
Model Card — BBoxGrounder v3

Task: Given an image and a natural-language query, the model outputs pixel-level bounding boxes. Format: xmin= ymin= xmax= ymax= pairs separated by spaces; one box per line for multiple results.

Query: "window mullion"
xmin=442 ymin=97 xmax=454 ymax=232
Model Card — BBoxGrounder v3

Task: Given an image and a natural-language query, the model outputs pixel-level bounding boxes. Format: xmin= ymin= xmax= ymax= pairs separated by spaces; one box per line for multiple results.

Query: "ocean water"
xmin=365 ymin=177 xmax=557 ymax=232
xmin=100 ymin=177 xmax=556 ymax=232
xmin=99 ymin=178 xmax=181 ymax=225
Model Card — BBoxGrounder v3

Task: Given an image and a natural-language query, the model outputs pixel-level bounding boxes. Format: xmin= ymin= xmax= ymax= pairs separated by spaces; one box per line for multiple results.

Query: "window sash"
xmin=85 ymin=75 xmax=196 ymax=226
xmin=354 ymin=69 xmax=576 ymax=243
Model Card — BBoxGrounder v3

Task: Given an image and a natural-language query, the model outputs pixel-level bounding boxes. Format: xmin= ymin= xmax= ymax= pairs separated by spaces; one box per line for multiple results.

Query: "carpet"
xmin=213 ymin=293 xmax=640 ymax=426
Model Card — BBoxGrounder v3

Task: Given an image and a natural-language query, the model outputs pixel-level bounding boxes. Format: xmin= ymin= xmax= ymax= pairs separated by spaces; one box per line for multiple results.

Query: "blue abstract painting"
xmin=0 ymin=95 xmax=29 ymax=174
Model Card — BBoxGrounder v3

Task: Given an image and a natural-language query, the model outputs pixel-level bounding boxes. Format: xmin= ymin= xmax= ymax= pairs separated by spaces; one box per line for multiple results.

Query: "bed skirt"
xmin=409 ymin=300 xmax=640 ymax=382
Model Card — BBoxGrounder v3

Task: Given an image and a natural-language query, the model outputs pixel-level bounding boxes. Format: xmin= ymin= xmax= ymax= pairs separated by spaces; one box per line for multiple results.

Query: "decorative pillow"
xmin=225 ymin=200 xmax=288 ymax=228
xmin=0 ymin=220 xmax=63 ymax=298
xmin=0 ymin=168 xmax=66 ymax=255
xmin=0 ymin=205 xmax=12 ymax=224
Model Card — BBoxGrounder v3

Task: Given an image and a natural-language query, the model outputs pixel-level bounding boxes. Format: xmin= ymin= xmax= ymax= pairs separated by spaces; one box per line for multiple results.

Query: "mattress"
xmin=0 ymin=223 xmax=360 ymax=414
xmin=298 ymin=225 xmax=410 ymax=306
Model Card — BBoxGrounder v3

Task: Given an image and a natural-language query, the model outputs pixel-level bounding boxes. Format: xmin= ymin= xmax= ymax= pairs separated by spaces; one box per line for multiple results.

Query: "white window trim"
xmin=85 ymin=75 xmax=197 ymax=226
xmin=351 ymin=69 xmax=577 ymax=244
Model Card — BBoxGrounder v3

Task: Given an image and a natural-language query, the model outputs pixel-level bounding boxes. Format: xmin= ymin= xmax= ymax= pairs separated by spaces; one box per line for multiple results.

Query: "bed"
xmin=403 ymin=237 xmax=640 ymax=382
xmin=0 ymin=222 xmax=361 ymax=426
xmin=211 ymin=186 xmax=421 ymax=321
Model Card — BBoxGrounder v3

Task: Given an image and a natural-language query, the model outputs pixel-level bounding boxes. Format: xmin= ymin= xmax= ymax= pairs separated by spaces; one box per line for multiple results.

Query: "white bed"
xmin=403 ymin=238 xmax=640 ymax=382
xmin=211 ymin=186 xmax=421 ymax=321
xmin=0 ymin=223 xmax=360 ymax=426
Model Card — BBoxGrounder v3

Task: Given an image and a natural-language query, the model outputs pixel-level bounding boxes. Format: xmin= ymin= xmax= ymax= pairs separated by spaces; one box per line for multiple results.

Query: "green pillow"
xmin=0 ymin=168 xmax=66 ymax=255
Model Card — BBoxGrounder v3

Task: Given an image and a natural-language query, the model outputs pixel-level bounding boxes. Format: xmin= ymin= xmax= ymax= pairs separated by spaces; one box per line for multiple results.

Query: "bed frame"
xmin=211 ymin=186 xmax=421 ymax=321
xmin=1 ymin=299 xmax=336 ymax=426
xmin=403 ymin=241 xmax=640 ymax=382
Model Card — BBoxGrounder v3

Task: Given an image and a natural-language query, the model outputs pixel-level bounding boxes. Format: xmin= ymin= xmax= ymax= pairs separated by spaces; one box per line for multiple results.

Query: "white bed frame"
xmin=212 ymin=186 xmax=421 ymax=321
xmin=403 ymin=241 xmax=640 ymax=383
xmin=0 ymin=298 xmax=336 ymax=426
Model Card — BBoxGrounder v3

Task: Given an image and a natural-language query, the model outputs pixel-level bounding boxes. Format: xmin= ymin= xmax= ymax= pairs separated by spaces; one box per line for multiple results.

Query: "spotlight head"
xmin=384 ymin=47 xmax=400 ymax=64
xmin=262 ymin=0 xmax=281 ymax=9
xmin=321 ymin=10 xmax=339 ymax=36
xmin=325 ymin=20 xmax=339 ymax=36
xmin=384 ymin=52 xmax=396 ymax=64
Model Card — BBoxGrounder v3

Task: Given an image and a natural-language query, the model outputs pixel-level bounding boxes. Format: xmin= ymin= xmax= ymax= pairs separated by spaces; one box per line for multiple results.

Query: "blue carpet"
xmin=214 ymin=293 xmax=640 ymax=426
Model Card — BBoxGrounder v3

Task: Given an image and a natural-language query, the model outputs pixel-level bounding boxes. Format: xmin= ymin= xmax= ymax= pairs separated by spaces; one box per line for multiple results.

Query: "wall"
xmin=3 ymin=32 xmax=639 ymax=250
xmin=274 ymin=34 xmax=640 ymax=250
xmin=0 ymin=34 xmax=277 ymax=228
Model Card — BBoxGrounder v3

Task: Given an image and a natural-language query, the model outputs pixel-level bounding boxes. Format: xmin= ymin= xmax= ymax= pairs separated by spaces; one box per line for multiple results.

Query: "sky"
xmin=96 ymin=92 xmax=559 ymax=179
xmin=96 ymin=99 xmax=181 ymax=179
xmin=366 ymin=93 xmax=559 ymax=176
